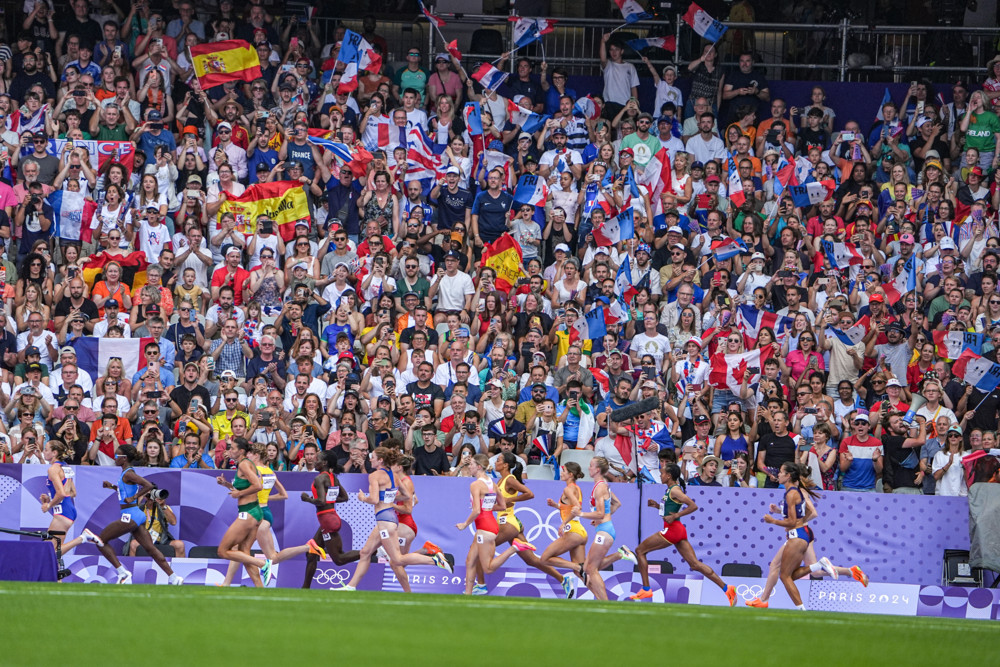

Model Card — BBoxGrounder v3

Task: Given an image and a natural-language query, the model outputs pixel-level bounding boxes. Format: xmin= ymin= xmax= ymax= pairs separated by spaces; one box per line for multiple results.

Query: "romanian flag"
xmin=220 ymin=180 xmax=310 ymax=241
xmin=190 ymin=40 xmax=263 ymax=90
xmin=82 ymin=250 xmax=150 ymax=291
xmin=480 ymin=233 xmax=524 ymax=293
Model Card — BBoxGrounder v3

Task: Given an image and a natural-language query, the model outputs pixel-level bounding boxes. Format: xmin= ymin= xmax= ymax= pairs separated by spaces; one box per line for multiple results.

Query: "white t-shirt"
xmin=539 ymin=148 xmax=583 ymax=171
xmin=601 ymin=61 xmax=639 ymax=105
xmin=631 ymin=332 xmax=671 ymax=367
xmin=932 ymin=450 xmax=966 ymax=496
xmin=433 ymin=271 xmax=475 ymax=312
xmin=137 ymin=221 xmax=171 ymax=264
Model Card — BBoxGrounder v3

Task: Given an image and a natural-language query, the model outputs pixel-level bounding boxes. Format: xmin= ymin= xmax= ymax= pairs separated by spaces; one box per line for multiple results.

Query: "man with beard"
xmin=876 ymin=411 xmax=927 ymax=494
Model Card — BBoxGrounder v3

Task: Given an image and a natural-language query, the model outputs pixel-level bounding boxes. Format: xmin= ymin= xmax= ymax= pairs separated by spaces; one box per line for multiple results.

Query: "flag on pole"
xmin=682 ymin=2 xmax=728 ymax=42
xmin=933 ymin=331 xmax=985 ymax=361
xmin=626 ymin=36 xmax=677 ymax=52
xmin=506 ymin=99 xmax=549 ymax=134
xmin=710 ymin=237 xmax=747 ymax=262
xmin=405 ymin=126 xmax=443 ymax=182
xmin=727 ymin=164 xmax=745 ymax=207
xmin=417 ymin=0 xmax=446 ymax=27
xmin=510 ymin=17 xmax=556 ymax=48
xmin=445 ymin=40 xmax=462 ymax=60
xmin=592 ymin=206 xmax=635 ymax=246
xmin=532 ymin=433 xmax=551 ymax=457
xmin=614 ymin=0 xmax=652 ymax=23
xmin=788 ymin=181 xmax=834 ymax=207
xmin=952 ymin=350 xmax=1000 ymax=394
xmin=585 ymin=307 xmax=608 ymax=341
xmin=472 ymin=63 xmax=509 ymax=91
xmin=189 ymin=40 xmax=262 ymax=90
xmin=337 ymin=29 xmax=382 ymax=95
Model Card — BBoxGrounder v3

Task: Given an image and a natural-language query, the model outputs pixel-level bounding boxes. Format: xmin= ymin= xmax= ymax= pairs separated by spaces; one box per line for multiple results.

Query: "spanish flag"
xmin=190 ymin=40 xmax=262 ymax=90
xmin=481 ymin=233 xmax=525 ymax=293
xmin=219 ymin=180 xmax=310 ymax=241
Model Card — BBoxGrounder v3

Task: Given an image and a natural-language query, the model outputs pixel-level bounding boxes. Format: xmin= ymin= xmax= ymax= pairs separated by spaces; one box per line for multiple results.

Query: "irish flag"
xmin=190 ymin=40 xmax=263 ymax=89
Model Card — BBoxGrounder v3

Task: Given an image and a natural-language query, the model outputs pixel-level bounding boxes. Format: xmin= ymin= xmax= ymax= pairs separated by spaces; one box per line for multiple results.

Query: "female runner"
xmin=215 ymin=438 xmax=271 ymax=588
xmin=38 ymin=440 xmax=103 ymax=556
xmin=95 ymin=445 xmax=183 ymax=585
xmin=572 ymin=457 xmax=636 ymax=600
xmin=761 ymin=462 xmax=839 ymax=610
xmin=493 ymin=452 xmax=576 ymax=599
xmin=393 ymin=454 xmax=442 ymax=557
xmin=456 ymin=453 xmax=535 ymax=596
xmin=301 ymin=451 xmax=362 ymax=588
xmin=538 ymin=462 xmax=589 ymax=583
xmin=340 ymin=447 xmax=452 ymax=592
xmin=628 ymin=461 xmax=736 ymax=604
xmin=218 ymin=442 xmax=327 ymax=587
xmin=745 ymin=536 xmax=868 ymax=607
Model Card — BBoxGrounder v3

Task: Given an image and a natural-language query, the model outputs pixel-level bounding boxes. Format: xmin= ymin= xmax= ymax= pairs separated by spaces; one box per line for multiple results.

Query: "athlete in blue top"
xmin=572 ymin=457 xmax=636 ymax=600
xmin=95 ymin=445 xmax=183 ymax=585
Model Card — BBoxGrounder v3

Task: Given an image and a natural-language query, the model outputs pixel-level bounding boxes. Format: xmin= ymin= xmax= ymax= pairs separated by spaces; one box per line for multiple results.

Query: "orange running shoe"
xmin=422 ymin=541 xmax=442 ymax=556
xmin=851 ymin=565 xmax=869 ymax=587
xmin=307 ymin=539 xmax=329 ymax=561
xmin=745 ymin=597 xmax=769 ymax=608
xmin=629 ymin=587 xmax=654 ymax=601
xmin=725 ymin=584 xmax=737 ymax=607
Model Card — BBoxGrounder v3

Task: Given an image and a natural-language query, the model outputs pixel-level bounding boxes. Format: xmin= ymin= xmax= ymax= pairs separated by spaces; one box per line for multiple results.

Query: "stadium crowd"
xmin=1 ymin=0 xmax=999 ymax=508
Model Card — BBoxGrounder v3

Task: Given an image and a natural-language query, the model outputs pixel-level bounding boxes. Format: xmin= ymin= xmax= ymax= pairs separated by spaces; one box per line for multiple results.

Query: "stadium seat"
xmin=721 ymin=563 xmax=763 ymax=578
xmin=560 ymin=449 xmax=595 ymax=471
xmin=135 ymin=543 xmax=178 ymax=558
xmin=188 ymin=546 xmax=221 ymax=559
xmin=943 ymin=549 xmax=983 ymax=587
xmin=469 ymin=29 xmax=505 ymax=58
xmin=525 ymin=464 xmax=555 ymax=480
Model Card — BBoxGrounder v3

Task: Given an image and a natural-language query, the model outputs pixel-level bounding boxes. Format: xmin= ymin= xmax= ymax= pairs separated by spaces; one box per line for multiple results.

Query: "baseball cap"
xmin=886 ymin=378 xmax=903 ymax=388
xmin=104 ymin=299 xmax=120 ymax=309
xmin=445 ymin=165 xmax=460 ymax=175
xmin=939 ymin=237 xmax=956 ymax=250
xmin=751 ymin=252 xmax=765 ymax=261
xmin=217 ymin=121 xmax=232 ymax=131
xmin=256 ymin=162 xmax=271 ymax=172
xmin=554 ymin=243 xmax=571 ymax=254
xmin=531 ymin=382 xmax=547 ymax=390
xmin=608 ymin=348 xmax=622 ymax=357
xmin=899 ymin=233 xmax=915 ymax=245
xmin=26 ymin=362 xmax=42 ymax=373
xmin=667 ymin=225 xmax=684 ymax=235
xmin=187 ymin=174 xmax=203 ymax=186
xmin=147 ymin=109 xmax=162 ymax=121
xmin=686 ymin=336 xmax=703 ymax=349
xmin=854 ymin=412 xmax=870 ymax=423
xmin=672 ymin=243 xmax=686 ymax=252
xmin=642 ymin=379 xmax=658 ymax=389
xmin=551 ymin=126 xmax=567 ymax=136
xmin=694 ymin=414 xmax=710 ymax=424
xmin=287 ymin=160 xmax=303 ymax=170
xmin=279 ymin=81 xmax=296 ymax=91
xmin=518 ymin=132 xmax=532 ymax=142
xmin=444 ymin=250 xmax=461 ymax=260
xmin=619 ymin=147 xmax=634 ymax=157
xmin=59 ymin=346 xmax=76 ymax=356
xmin=705 ymin=174 xmax=721 ymax=184
xmin=691 ymin=161 xmax=705 ymax=170
xmin=967 ymin=166 xmax=984 ymax=179
xmin=220 ymin=369 xmax=237 ymax=379
xmin=868 ymin=293 xmax=884 ymax=303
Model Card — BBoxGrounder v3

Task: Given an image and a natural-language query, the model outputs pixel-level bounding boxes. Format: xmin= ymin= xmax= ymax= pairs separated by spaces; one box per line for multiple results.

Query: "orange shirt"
xmin=91 ymin=281 xmax=131 ymax=318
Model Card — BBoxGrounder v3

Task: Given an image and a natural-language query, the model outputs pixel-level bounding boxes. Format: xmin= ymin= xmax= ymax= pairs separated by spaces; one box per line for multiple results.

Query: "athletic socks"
xmin=168 ymin=573 xmax=181 ymax=585
xmin=796 ymin=604 xmax=807 ymax=610
xmin=809 ymin=562 xmax=823 ymax=573
xmin=116 ymin=565 xmax=129 ymax=576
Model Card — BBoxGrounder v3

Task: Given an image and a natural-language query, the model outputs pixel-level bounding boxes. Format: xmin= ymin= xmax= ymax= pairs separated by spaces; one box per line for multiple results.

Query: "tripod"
xmin=0 ymin=527 xmax=71 ymax=580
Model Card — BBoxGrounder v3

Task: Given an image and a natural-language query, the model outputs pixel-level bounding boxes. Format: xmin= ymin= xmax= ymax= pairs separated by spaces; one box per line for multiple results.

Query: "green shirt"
xmin=964 ymin=111 xmax=1000 ymax=152
xmin=394 ymin=67 xmax=429 ymax=103
xmin=96 ymin=123 xmax=129 ymax=141
xmin=620 ymin=132 xmax=662 ymax=167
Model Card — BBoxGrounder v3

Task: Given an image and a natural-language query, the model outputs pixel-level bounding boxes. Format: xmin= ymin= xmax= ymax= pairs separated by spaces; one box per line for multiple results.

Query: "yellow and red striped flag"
xmin=219 ymin=181 xmax=311 ymax=241
xmin=190 ymin=40 xmax=262 ymax=89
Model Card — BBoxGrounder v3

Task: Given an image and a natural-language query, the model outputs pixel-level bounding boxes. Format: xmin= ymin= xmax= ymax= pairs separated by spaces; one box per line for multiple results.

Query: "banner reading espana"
xmin=190 ymin=39 xmax=262 ymax=89
xmin=481 ymin=233 xmax=525 ymax=293
xmin=219 ymin=180 xmax=310 ymax=241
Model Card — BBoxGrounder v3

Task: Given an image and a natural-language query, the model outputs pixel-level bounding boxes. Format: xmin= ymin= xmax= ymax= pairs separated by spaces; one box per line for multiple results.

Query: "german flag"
xmin=190 ymin=40 xmax=262 ymax=90
xmin=82 ymin=251 xmax=150 ymax=292
xmin=219 ymin=180 xmax=311 ymax=241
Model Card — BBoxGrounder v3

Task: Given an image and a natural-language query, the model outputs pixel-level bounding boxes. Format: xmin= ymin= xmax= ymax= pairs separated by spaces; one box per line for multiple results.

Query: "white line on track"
xmin=0 ymin=587 xmax=994 ymax=632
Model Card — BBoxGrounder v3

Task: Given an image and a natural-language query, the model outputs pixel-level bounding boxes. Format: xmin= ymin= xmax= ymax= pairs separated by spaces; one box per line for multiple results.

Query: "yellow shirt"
xmin=553 ymin=329 xmax=593 ymax=364
xmin=211 ymin=410 xmax=250 ymax=440
xmin=256 ymin=464 xmax=276 ymax=506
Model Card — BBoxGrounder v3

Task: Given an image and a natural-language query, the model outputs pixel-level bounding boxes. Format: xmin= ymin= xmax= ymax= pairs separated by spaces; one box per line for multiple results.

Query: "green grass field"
xmin=0 ymin=582 xmax=995 ymax=665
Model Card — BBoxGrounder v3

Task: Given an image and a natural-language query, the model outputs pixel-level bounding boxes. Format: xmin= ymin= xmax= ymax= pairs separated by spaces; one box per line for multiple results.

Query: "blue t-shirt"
xmin=248 ymin=148 xmax=279 ymax=184
xmin=169 ymin=453 xmax=216 ymax=468
xmin=136 ymin=130 xmax=177 ymax=162
xmin=559 ymin=404 xmax=581 ymax=443
xmin=471 ymin=190 xmax=514 ymax=244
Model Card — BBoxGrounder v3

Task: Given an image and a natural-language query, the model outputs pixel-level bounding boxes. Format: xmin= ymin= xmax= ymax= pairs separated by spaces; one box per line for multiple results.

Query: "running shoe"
xmin=116 ymin=570 xmax=133 ymax=585
xmin=561 ymin=574 xmax=576 ymax=599
xmin=512 ymin=538 xmax=536 ymax=552
xmin=422 ymin=541 xmax=442 ymax=556
xmin=376 ymin=545 xmax=389 ymax=562
xmin=432 ymin=552 xmax=453 ymax=573
xmin=260 ymin=558 xmax=273 ymax=586
xmin=307 ymin=539 xmax=329 ymax=561
xmin=617 ymin=545 xmax=637 ymax=564
xmin=472 ymin=583 xmax=488 ymax=596
xmin=331 ymin=584 xmax=356 ymax=591
xmin=168 ymin=574 xmax=184 ymax=586
xmin=577 ymin=563 xmax=588 ymax=586
xmin=851 ymin=565 xmax=869 ymax=587
xmin=629 ymin=587 xmax=654 ymax=601
xmin=724 ymin=584 xmax=737 ymax=607
xmin=82 ymin=528 xmax=104 ymax=547
xmin=745 ymin=597 xmax=768 ymax=608
xmin=819 ymin=556 xmax=838 ymax=580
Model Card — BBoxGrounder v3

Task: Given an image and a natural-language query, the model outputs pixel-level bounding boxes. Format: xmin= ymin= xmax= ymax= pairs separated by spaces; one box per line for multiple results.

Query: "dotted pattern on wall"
xmin=338 ymin=491 xmax=376 ymax=551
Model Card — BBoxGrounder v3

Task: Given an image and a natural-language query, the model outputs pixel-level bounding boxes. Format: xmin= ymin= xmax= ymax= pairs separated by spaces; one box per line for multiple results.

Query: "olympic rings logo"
xmin=517 ymin=507 xmax=562 ymax=543
xmin=735 ymin=584 xmax=764 ymax=601
xmin=313 ymin=569 xmax=352 ymax=586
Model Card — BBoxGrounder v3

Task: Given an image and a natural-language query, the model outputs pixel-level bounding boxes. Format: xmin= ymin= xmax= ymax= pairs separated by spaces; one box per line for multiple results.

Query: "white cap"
xmin=751 ymin=252 xmax=765 ymax=261
xmin=554 ymin=243 xmax=571 ymax=253
xmin=886 ymin=378 xmax=902 ymax=388
xmin=939 ymin=237 xmax=957 ymax=250
xmin=667 ymin=225 xmax=684 ymax=234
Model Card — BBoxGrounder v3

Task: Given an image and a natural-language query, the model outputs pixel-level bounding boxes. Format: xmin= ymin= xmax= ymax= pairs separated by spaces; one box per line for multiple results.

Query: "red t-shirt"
xmin=211 ymin=266 xmax=251 ymax=305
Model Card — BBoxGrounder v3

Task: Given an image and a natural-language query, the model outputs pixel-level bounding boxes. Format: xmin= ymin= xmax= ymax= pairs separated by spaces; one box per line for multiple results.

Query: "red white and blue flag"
xmin=513 ymin=174 xmax=549 ymax=207
xmin=472 ymin=63 xmax=508 ymax=91
xmin=710 ymin=237 xmax=747 ymax=262
xmin=73 ymin=336 xmax=154 ymax=385
xmin=626 ymin=36 xmax=677 ymax=52
xmin=418 ymin=0 xmax=446 ymax=27
xmin=615 ymin=0 xmax=652 ymax=24
xmin=736 ymin=305 xmax=794 ymax=348
xmin=510 ymin=17 xmax=556 ymax=48
xmin=573 ymin=95 xmax=602 ymax=120
xmin=533 ymin=433 xmax=551 ymax=457
xmin=47 ymin=190 xmax=97 ymax=242
xmin=788 ymin=180 xmax=834 ymax=208
xmin=728 ymin=163 xmax=745 ymax=207
xmin=952 ymin=349 xmax=1000 ymax=394
xmin=592 ymin=206 xmax=635 ymax=246
xmin=506 ymin=99 xmax=549 ymax=135
xmin=615 ymin=256 xmax=638 ymax=302
xmin=682 ymin=2 xmax=728 ymax=42
xmin=933 ymin=331 xmax=985 ymax=361
xmin=821 ymin=240 xmax=864 ymax=269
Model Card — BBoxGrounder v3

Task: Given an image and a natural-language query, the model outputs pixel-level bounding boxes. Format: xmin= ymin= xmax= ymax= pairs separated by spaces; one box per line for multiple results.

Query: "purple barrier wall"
xmin=0 ymin=464 xmax=969 ymax=585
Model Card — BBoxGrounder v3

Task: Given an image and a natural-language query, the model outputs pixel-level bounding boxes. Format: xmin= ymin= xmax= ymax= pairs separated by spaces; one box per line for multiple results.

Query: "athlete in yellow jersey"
xmin=538 ymin=461 xmax=589 ymax=586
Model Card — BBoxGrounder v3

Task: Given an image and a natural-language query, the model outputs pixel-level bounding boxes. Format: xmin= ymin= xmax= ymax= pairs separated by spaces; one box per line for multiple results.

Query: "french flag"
xmin=626 ymin=36 xmax=677 ymax=52
xmin=952 ymin=350 xmax=1000 ymax=394
xmin=592 ymin=368 xmax=610 ymax=396
xmin=880 ymin=254 xmax=917 ymax=305
xmin=615 ymin=256 xmax=640 ymax=303
xmin=513 ymin=174 xmax=549 ymax=207
xmin=418 ymin=0 xmax=446 ymax=27
xmin=506 ymin=99 xmax=549 ymax=135
xmin=573 ymin=95 xmax=602 ymax=120
xmin=727 ymin=164 xmax=745 ymax=207
xmin=773 ymin=156 xmax=797 ymax=197
xmin=647 ymin=147 xmax=674 ymax=214
xmin=682 ymin=2 xmax=728 ymax=42
xmin=788 ymin=180 xmax=834 ymax=208
xmin=821 ymin=240 xmax=864 ymax=269
xmin=711 ymin=237 xmax=747 ymax=262
xmin=615 ymin=0 xmax=651 ymax=23
xmin=510 ymin=17 xmax=556 ymax=48
xmin=73 ymin=336 xmax=154 ymax=385
xmin=472 ymin=63 xmax=508 ymax=91
xmin=47 ymin=190 xmax=97 ymax=242
xmin=592 ymin=206 xmax=635 ymax=247
xmin=933 ymin=331 xmax=985 ymax=361
xmin=533 ymin=433 xmax=551 ymax=458
xmin=337 ymin=30 xmax=382 ymax=95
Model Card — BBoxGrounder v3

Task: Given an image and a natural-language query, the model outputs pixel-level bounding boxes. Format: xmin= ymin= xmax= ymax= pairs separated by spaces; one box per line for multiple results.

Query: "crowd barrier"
xmin=0 ymin=464 xmax=970 ymax=584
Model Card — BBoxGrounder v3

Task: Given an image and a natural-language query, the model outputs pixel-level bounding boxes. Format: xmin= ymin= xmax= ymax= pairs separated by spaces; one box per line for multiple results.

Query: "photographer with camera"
xmin=48 ymin=398 xmax=90 ymax=464
xmin=127 ymin=485 xmax=185 ymax=558
xmin=16 ymin=430 xmax=45 ymax=464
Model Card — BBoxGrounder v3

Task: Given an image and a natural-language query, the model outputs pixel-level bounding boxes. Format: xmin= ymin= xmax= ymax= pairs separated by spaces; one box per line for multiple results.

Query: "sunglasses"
xmin=65 ymin=405 xmax=79 ymax=411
